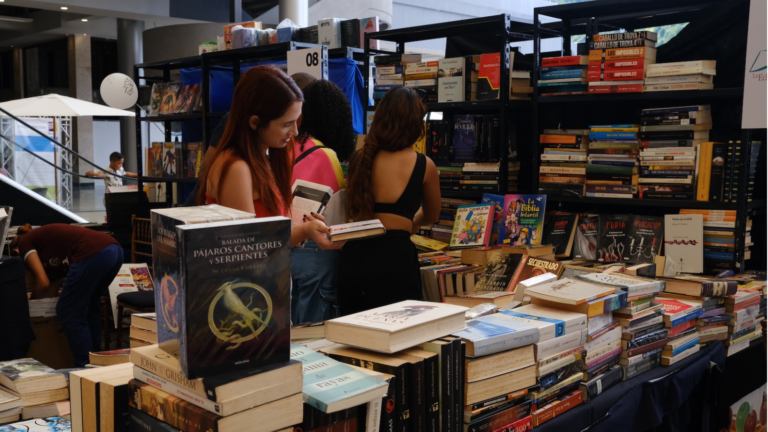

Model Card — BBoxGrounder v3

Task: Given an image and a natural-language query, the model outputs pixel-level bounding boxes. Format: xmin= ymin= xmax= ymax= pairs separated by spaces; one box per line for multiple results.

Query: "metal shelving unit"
xmin=530 ymin=0 xmax=765 ymax=271
xmin=363 ymin=14 xmax=536 ymax=200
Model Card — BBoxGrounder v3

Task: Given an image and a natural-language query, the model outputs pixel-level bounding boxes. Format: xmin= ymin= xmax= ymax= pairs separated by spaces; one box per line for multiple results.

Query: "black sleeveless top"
xmin=373 ymin=153 xmax=426 ymax=220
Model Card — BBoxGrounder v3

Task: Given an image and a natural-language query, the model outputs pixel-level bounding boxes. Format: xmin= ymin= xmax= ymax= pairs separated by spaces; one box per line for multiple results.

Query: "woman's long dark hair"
xmin=296 ymin=80 xmax=355 ymax=162
xmin=196 ymin=66 xmax=303 ymax=215
xmin=346 ymin=86 xmax=426 ymax=221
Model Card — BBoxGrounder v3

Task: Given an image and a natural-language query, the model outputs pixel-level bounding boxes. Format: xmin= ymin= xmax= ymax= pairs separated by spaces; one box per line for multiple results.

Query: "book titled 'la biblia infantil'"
xmin=163 ymin=214 xmax=292 ymax=379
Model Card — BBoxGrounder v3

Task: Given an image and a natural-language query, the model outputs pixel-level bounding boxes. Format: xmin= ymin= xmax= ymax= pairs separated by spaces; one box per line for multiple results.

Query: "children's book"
xmin=499 ymin=195 xmax=547 ymax=246
xmin=449 ymin=204 xmax=494 ymax=248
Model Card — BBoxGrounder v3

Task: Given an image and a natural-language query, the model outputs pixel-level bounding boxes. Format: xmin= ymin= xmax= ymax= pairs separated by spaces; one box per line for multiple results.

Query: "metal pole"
xmin=117 ymin=18 xmax=145 ymax=175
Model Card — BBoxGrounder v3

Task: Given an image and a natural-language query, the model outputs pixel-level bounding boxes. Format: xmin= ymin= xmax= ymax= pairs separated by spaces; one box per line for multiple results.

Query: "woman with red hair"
xmin=196 ymin=65 xmax=340 ymax=249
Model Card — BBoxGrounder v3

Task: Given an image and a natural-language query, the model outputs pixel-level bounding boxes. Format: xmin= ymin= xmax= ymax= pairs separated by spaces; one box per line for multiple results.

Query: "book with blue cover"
xmin=589 ymin=124 xmax=638 ymax=129
xmin=481 ymin=193 xmax=505 ymax=245
xmin=669 ymin=338 xmax=700 ymax=356
xmin=500 ymin=304 xmax=587 ymax=342
xmin=0 ymin=418 xmax=70 ymax=432
xmin=668 ymin=309 xmax=704 ymax=328
xmin=453 ymin=314 xmax=540 ymax=357
xmin=452 ymin=115 xmax=475 ymax=162
xmin=589 ymin=132 xmax=637 ymax=140
xmin=540 ymin=69 xmax=588 ymax=80
xmin=290 ymin=343 xmax=389 ymax=413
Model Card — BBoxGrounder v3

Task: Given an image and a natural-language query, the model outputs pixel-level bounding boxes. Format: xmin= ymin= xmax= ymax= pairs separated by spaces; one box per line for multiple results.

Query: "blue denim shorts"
xmin=290 ymin=240 xmax=340 ymax=325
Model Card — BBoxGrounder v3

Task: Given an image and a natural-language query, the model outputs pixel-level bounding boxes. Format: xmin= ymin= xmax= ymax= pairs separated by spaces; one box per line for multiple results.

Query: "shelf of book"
xmin=139 ymin=112 xmax=228 ymax=122
xmin=544 ymin=195 xmax=754 ymax=210
xmin=426 ymin=99 xmax=530 ymax=112
xmin=139 ymin=176 xmax=198 ymax=184
xmin=201 ymin=41 xmax=322 ymax=64
xmin=536 ymin=88 xmax=744 ymax=104
xmin=441 ymin=190 xmax=487 ymax=199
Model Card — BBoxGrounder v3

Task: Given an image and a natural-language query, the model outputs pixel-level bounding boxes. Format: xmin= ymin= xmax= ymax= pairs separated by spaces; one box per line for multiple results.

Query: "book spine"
xmin=582 ymin=355 xmax=619 ymax=381
xmin=128 ymin=380 xmax=219 ymax=432
xmin=592 ymin=31 xmax=655 ymax=42
xmin=643 ymin=83 xmax=710 ymax=91
xmin=668 ymin=320 xmax=696 ymax=338
xmin=623 ymin=347 xmax=663 ymax=367
xmin=467 ymin=401 xmax=533 ymax=432
xmin=540 ymin=70 xmax=586 ymax=80
xmin=129 ymin=408 xmax=181 ymax=432
xmin=585 ymin=347 xmax=622 ymax=370
xmin=604 ymin=59 xmax=648 ymax=70
xmin=421 ymin=355 xmax=439 ymax=432
xmin=532 ymin=392 xmax=582 ymax=427
xmin=380 ymin=377 xmax=398 ymax=432
xmin=133 ymin=366 xmax=224 ymax=415
xmin=581 ymin=365 xmax=622 ymax=400
xmin=589 ymin=39 xmax=651 ymax=50
xmin=129 ymin=351 xmax=212 ymax=401
xmin=668 ymin=338 xmax=700 ymax=356
xmin=542 ymin=56 xmax=585 ymax=67
xmin=588 ymin=84 xmax=643 ymax=94
xmin=409 ymin=360 xmax=425 ymax=432
xmin=622 ymin=353 xmax=661 ymax=380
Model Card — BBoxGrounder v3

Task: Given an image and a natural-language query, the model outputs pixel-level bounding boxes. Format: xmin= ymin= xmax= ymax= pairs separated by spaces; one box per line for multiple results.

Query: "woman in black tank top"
xmin=338 ymin=87 xmax=442 ymax=316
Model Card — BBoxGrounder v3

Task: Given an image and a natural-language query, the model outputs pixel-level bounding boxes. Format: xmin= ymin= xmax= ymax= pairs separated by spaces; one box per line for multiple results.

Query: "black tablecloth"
xmin=535 ymin=342 xmax=726 ymax=432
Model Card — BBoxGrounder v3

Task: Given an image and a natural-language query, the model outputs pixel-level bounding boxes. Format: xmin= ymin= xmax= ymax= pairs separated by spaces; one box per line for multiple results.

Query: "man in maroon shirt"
xmin=11 ymin=224 xmax=123 ymax=366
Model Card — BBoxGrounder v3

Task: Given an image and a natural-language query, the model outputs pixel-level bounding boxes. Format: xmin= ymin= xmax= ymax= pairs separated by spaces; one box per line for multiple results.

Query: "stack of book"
xmin=322 ymin=301 xmax=469 ymax=432
xmin=128 ymin=312 xmax=157 ymax=348
xmin=538 ymin=55 xmax=589 ymax=96
xmin=644 ymin=60 xmax=716 ymax=92
xmin=638 ymin=105 xmax=711 ymax=200
xmin=724 ymin=140 xmax=763 ymax=205
xmin=510 ymin=70 xmax=532 ymax=101
xmin=88 ymin=348 xmax=131 ymax=367
xmin=407 ymin=60 xmax=440 ymax=103
xmin=427 ymin=197 xmax=476 ymax=243
xmin=587 ymin=127 xmax=640 ymax=198
xmin=538 ymin=129 xmax=589 ymax=197
xmin=0 ymin=359 xmax=69 ymax=423
xmin=724 ymin=290 xmax=763 ymax=356
xmin=676 ymin=209 xmax=738 ymax=270
xmin=71 ymin=363 xmax=133 ymax=432
xmin=372 ymin=54 xmax=422 ymax=102
xmin=588 ymin=31 xmax=657 ymax=94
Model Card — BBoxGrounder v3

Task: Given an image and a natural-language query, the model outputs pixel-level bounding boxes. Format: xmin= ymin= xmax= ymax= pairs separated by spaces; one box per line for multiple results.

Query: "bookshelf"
xmin=363 ymin=14 xmax=536 ymax=199
xmin=530 ymin=0 xmax=766 ymax=271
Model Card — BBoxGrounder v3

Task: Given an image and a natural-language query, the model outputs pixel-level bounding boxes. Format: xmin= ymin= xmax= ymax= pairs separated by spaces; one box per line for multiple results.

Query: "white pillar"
xmin=279 ymin=0 xmax=308 ymax=27
xmin=117 ymin=18 xmax=144 ymax=174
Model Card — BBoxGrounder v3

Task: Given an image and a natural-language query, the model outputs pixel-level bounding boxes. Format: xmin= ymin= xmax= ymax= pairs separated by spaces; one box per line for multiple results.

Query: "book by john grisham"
xmin=176 ymin=217 xmax=291 ymax=379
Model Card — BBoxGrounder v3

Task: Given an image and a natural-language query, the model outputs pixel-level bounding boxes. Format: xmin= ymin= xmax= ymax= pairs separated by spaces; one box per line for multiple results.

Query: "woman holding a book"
xmin=9 ymin=224 xmax=123 ymax=367
xmin=291 ymin=79 xmax=354 ymax=324
xmin=338 ymin=86 xmax=442 ymax=316
xmin=195 ymin=65 xmax=342 ymax=250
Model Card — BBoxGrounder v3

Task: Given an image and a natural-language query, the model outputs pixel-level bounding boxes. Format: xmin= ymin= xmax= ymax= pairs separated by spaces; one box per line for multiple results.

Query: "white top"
xmin=98 ymin=166 xmax=125 ymax=187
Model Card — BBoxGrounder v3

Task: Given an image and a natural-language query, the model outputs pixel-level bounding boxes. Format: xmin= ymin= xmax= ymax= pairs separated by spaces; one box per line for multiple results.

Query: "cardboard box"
xmin=27 ymin=317 xmax=75 ymax=369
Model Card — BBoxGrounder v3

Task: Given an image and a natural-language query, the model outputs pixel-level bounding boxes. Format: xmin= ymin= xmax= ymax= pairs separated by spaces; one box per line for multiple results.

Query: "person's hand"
xmin=303 ymin=213 xmax=346 ymax=250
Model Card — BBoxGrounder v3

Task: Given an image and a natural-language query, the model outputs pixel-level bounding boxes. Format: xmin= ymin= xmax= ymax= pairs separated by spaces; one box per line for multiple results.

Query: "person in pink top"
xmin=291 ymin=79 xmax=355 ymax=324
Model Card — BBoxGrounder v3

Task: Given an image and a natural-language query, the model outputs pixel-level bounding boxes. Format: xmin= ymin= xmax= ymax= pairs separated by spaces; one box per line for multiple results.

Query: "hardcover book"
xmin=480 ymin=194 xmax=505 ymax=245
xmin=663 ymin=214 xmax=704 ymax=273
xmin=450 ymin=204 xmax=494 ymax=248
xmin=573 ymin=216 xmax=598 ymax=261
xmin=542 ymin=214 xmax=578 ymax=258
xmin=625 ymin=215 xmax=663 ymax=264
xmin=290 ymin=344 xmax=389 ymax=413
xmin=525 ymin=278 xmax=616 ymax=305
xmin=452 ymin=115 xmax=475 ymax=162
xmin=148 ymin=83 xmax=166 ymax=117
xmin=158 ymin=83 xmax=180 ymax=115
xmin=500 ymin=304 xmax=587 ymax=342
xmin=499 ymin=195 xmax=547 ymax=246
xmin=453 ymin=314 xmax=540 ymax=357
xmin=360 ymin=17 xmax=380 ymax=49
xmin=597 ymin=214 xmax=631 ymax=263
xmin=174 ymin=217 xmax=292 ymax=379
xmin=151 ymin=206 xmax=256 ymax=356
xmin=473 ymin=252 xmax=525 ymax=292
xmin=659 ymin=275 xmax=737 ymax=297
xmin=507 ymin=255 xmax=565 ymax=293
xmin=476 ymin=53 xmax=501 ymax=100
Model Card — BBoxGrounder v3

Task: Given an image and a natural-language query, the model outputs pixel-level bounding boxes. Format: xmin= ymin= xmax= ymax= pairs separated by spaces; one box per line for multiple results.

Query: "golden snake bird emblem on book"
xmin=208 ymin=281 xmax=272 ymax=350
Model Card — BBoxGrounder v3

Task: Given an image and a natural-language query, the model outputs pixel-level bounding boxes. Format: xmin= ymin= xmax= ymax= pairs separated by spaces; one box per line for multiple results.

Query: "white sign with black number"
xmin=287 ymin=47 xmax=327 ymax=80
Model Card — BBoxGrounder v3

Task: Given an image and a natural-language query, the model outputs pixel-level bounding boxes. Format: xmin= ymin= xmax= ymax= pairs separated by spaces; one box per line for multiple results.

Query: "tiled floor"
xmin=72 ymin=182 xmax=107 ymax=223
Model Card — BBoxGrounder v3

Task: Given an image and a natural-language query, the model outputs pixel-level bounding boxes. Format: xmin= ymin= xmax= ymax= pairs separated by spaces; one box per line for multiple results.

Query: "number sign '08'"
xmin=287 ymin=47 xmax=328 ymax=80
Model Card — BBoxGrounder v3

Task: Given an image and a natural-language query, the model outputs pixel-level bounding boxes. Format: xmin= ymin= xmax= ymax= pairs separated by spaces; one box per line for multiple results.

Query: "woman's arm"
xmin=412 ymin=156 xmax=442 ymax=231
xmin=292 ymin=213 xmax=345 ymax=249
xmin=25 ymin=252 xmax=52 ymax=299
xmin=216 ymin=160 xmax=259 ymax=214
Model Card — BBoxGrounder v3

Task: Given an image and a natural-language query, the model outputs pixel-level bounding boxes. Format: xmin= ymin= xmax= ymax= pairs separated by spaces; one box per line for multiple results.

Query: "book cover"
xmin=150 ymin=206 xmax=256 ymax=354
xmin=480 ymin=194 xmax=505 ymax=245
xmin=340 ymin=19 xmax=361 ymax=48
xmin=453 ymin=314 xmax=540 ymax=357
xmin=174 ymin=84 xmax=199 ymax=114
xmin=175 ymin=217 xmax=292 ymax=379
xmin=450 ymin=204 xmax=494 ymax=248
xmin=500 ymin=304 xmax=587 ymax=342
xmin=149 ymin=142 xmax=163 ymax=177
xmin=542 ymin=214 xmax=578 ymax=258
xmin=625 ymin=216 xmax=663 ymax=264
xmin=452 ymin=115 xmax=475 ymax=162
xmin=360 ymin=17 xmax=379 ymax=49
xmin=597 ymin=214 xmax=631 ymax=263
xmin=472 ymin=252 xmax=524 ymax=292
xmin=525 ymin=278 xmax=616 ymax=305
xmin=507 ymin=255 xmax=565 ymax=293
xmin=477 ymin=53 xmax=501 ymax=100
xmin=183 ymin=142 xmax=202 ymax=179
xmin=654 ymin=298 xmax=701 ymax=321
xmin=664 ymin=215 xmax=704 ymax=273
xmin=318 ymin=18 xmax=342 ymax=49
xmin=577 ymin=273 xmax=663 ymax=297
xmin=573 ymin=216 xmax=598 ymax=261
xmin=290 ymin=344 xmax=389 ymax=413
xmin=158 ymin=83 xmax=180 ymax=115
xmin=290 ymin=179 xmax=334 ymax=229
xmin=439 ymin=58 xmax=466 ymax=103
xmin=162 ymin=142 xmax=177 ymax=178
xmin=500 ymin=195 xmax=547 ymax=246
xmin=0 ymin=418 xmax=70 ymax=432
xmin=148 ymin=83 xmax=166 ymax=117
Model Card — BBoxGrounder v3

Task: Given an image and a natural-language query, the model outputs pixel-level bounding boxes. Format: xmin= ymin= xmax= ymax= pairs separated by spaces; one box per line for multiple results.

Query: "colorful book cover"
xmin=359 ymin=17 xmax=379 ymax=49
xmin=452 ymin=114 xmax=475 ymax=162
xmin=150 ymin=142 xmax=164 ymax=177
xmin=476 ymin=52 xmax=501 ymax=100
xmin=542 ymin=214 xmax=578 ymax=257
xmin=500 ymin=195 xmax=547 ymax=246
xmin=129 ymin=266 xmax=154 ymax=290
xmin=0 ymin=418 xmax=70 ymax=432
xmin=574 ymin=216 xmax=598 ymax=261
xmin=176 ymin=217 xmax=292 ymax=379
xmin=162 ymin=142 xmax=177 ymax=178
xmin=597 ymin=214 xmax=631 ymax=263
xmin=183 ymin=142 xmax=202 ymax=179
xmin=480 ymin=193 xmax=505 ymax=245
xmin=453 ymin=314 xmax=540 ymax=357
xmin=159 ymin=83 xmax=180 ymax=115
xmin=625 ymin=216 xmax=663 ymax=264
xmin=174 ymin=84 xmax=199 ymax=114
xmin=148 ymin=83 xmax=166 ymax=117
xmin=507 ymin=255 xmax=565 ymax=293
xmin=449 ymin=204 xmax=494 ymax=248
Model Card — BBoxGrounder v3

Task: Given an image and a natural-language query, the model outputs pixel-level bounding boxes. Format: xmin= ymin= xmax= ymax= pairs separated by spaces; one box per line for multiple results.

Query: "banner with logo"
xmin=742 ymin=0 xmax=767 ymax=128
xmin=13 ymin=118 xmax=56 ymax=201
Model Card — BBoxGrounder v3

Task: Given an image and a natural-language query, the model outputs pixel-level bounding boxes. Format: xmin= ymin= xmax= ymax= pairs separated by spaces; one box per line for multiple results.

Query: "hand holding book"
xmin=298 ymin=212 xmax=346 ymax=250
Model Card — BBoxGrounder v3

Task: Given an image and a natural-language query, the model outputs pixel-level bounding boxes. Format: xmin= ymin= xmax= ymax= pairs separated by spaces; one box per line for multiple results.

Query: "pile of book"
xmin=724 ymin=290 xmax=763 ymax=356
xmin=372 ymin=54 xmax=422 ymax=102
xmin=128 ymin=312 xmax=157 ymax=348
xmin=70 ymin=363 xmax=133 ymax=432
xmin=0 ymin=359 xmax=70 ymax=423
xmin=148 ymin=82 xmax=202 ymax=116
xmin=638 ymin=105 xmax=711 ymax=200
xmin=510 ymin=69 xmax=533 ymax=101
xmin=588 ymin=31 xmax=657 ymax=94
xmin=538 ymin=55 xmax=589 ymax=96
xmin=676 ymin=209 xmax=739 ymax=270
xmin=407 ymin=60 xmax=440 ymax=103
xmin=145 ymin=141 xmax=202 ymax=179
xmin=436 ymin=161 xmax=519 ymax=195
xmin=426 ymin=197 xmax=477 ymax=244
xmin=538 ymin=129 xmax=588 ymax=196
xmin=723 ymin=140 xmax=763 ymax=205
xmin=587 ymin=126 xmax=640 ymax=198
xmin=644 ymin=60 xmax=716 ymax=92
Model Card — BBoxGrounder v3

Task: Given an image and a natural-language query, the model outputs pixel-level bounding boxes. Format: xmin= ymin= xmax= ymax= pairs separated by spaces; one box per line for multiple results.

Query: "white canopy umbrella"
xmin=0 ymin=93 xmax=135 ymax=117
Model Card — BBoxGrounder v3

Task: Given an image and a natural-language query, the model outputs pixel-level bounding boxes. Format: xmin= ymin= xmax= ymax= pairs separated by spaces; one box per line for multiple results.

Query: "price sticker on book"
xmin=287 ymin=47 xmax=328 ymax=80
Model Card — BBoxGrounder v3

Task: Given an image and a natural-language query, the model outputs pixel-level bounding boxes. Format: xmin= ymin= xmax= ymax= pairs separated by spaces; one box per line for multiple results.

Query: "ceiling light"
xmin=82 ymin=18 xmax=88 ymax=22
xmin=61 ymin=6 xmax=68 ymax=10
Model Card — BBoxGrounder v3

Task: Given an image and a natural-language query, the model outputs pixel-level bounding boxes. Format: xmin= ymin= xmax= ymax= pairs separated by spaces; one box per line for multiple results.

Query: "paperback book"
xmin=499 ymin=195 xmax=547 ymax=246
xmin=450 ymin=204 xmax=494 ymax=248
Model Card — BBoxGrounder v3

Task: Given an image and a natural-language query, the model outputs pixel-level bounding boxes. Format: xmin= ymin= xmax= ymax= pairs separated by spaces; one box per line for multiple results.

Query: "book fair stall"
xmin=0 ymin=0 xmax=765 ymax=432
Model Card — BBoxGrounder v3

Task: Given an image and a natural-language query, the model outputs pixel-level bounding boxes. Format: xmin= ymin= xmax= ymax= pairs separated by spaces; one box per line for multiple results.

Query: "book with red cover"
xmin=621 ymin=337 xmax=669 ymax=358
xmin=668 ymin=319 xmax=696 ymax=338
xmin=654 ymin=298 xmax=701 ymax=321
xmin=727 ymin=296 xmax=761 ymax=312
xmin=605 ymin=58 xmax=649 ymax=70
xmin=588 ymin=84 xmax=643 ymax=94
xmin=477 ymin=53 xmax=501 ymax=101
xmin=501 ymin=415 xmax=532 ymax=432
xmin=542 ymin=56 xmax=589 ymax=67
xmin=506 ymin=255 xmax=565 ymax=292
xmin=531 ymin=390 xmax=583 ymax=427
xmin=588 ymin=61 xmax=602 ymax=71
